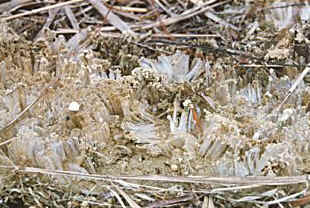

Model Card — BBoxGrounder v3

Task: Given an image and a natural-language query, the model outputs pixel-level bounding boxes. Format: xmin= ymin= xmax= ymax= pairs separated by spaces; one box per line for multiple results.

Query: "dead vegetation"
xmin=1 ymin=0 xmax=310 ymax=207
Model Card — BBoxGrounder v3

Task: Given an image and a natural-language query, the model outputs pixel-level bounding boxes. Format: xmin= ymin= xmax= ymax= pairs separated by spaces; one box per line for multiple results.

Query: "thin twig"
xmin=11 ymin=167 xmax=309 ymax=186
xmin=1 ymin=0 xmax=84 ymax=21
xmin=138 ymin=0 xmax=227 ymax=30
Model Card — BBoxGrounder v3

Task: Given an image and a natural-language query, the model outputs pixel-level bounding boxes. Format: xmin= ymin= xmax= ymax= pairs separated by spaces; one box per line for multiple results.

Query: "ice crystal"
xmin=120 ymin=96 xmax=161 ymax=144
xmin=266 ymin=1 xmax=298 ymax=31
xmin=167 ymin=99 xmax=201 ymax=134
xmin=238 ymin=82 xmax=262 ymax=105
xmin=299 ymin=2 xmax=310 ymax=23
xmin=122 ymin=122 xmax=161 ymax=144
xmin=138 ymin=51 xmax=204 ymax=83
xmin=266 ymin=1 xmax=310 ymax=31
xmin=199 ymin=112 xmax=240 ymax=158
xmin=5 ymin=118 xmax=87 ymax=182
xmin=213 ymin=140 xmax=298 ymax=177
xmin=4 ymin=17 xmax=310 ymax=204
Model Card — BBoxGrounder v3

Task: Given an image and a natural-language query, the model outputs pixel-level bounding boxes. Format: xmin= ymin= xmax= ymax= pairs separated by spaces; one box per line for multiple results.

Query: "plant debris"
xmin=1 ymin=0 xmax=310 ymax=207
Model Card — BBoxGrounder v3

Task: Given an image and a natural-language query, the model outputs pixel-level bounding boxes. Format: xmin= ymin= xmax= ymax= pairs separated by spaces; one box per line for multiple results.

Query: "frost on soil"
xmin=1 ymin=20 xmax=310 ymax=194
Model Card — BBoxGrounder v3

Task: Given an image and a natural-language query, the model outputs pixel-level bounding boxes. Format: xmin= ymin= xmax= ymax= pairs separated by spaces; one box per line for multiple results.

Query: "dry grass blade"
xmin=1 ymin=0 xmax=84 ymax=21
xmin=115 ymin=179 xmax=164 ymax=192
xmin=225 ymin=188 xmax=308 ymax=206
xmin=0 ymin=137 xmax=19 ymax=148
xmin=113 ymin=184 xmax=142 ymax=208
xmin=202 ymin=196 xmax=215 ymax=208
xmin=15 ymin=165 xmax=308 ymax=206
xmin=240 ymin=64 xmax=293 ymax=68
xmin=88 ymin=0 xmax=136 ymax=36
xmin=0 ymin=0 xmax=32 ymax=13
xmin=140 ymin=0 xmax=228 ymax=30
xmin=210 ymin=184 xmax=265 ymax=193
xmin=152 ymin=33 xmax=220 ymax=38
xmin=14 ymin=167 xmax=309 ymax=186
xmin=154 ymin=0 xmax=175 ymax=17
xmin=224 ymin=188 xmax=308 ymax=206
xmin=117 ymin=175 xmax=308 ymax=186
xmin=204 ymin=11 xmax=239 ymax=31
xmin=111 ymin=5 xmax=147 ymax=13
xmin=106 ymin=185 xmax=127 ymax=208
xmin=262 ymin=190 xmax=308 ymax=206
xmin=191 ymin=0 xmax=239 ymax=30
xmin=64 ymin=6 xmax=80 ymax=31
xmin=146 ymin=194 xmax=194 ymax=208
